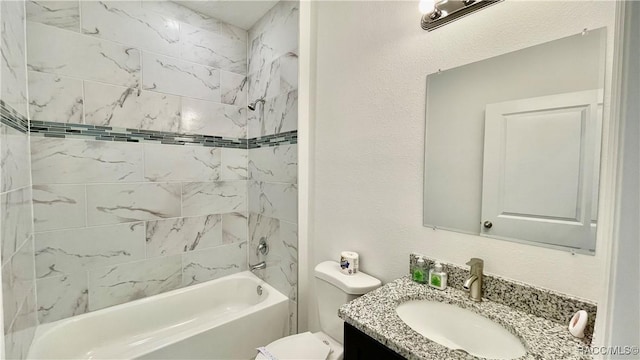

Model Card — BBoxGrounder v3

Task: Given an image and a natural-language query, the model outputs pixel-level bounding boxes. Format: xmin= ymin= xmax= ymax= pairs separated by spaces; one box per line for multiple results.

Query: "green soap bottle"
xmin=412 ymin=256 xmax=427 ymax=284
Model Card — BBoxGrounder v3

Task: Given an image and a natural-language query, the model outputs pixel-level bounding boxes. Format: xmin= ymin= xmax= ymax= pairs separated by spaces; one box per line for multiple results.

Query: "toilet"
xmin=255 ymin=260 xmax=382 ymax=360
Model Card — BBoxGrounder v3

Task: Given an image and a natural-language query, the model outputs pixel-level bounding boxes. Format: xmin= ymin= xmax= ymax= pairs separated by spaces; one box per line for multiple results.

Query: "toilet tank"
xmin=314 ymin=261 xmax=382 ymax=343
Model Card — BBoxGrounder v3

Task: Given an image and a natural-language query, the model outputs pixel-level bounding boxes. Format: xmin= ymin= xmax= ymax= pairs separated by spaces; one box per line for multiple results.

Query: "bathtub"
xmin=28 ymin=271 xmax=289 ymax=359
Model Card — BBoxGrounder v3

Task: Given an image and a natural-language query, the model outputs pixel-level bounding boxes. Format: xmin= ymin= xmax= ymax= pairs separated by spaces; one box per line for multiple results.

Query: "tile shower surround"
xmin=1 ymin=1 xmax=38 ymax=358
xmin=0 ymin=103 xmax=37 ymax=359
xmin=18 ymin=0 xmax=299 ymax=341
xmin=28 ymin=122 xmax=298 ymax=325
xmin=246 ymin=0 xmax=300 ymax=334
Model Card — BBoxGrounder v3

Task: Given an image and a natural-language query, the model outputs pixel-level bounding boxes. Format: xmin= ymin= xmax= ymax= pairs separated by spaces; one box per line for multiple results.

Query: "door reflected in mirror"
xmin=423 ymin=27 xmax=607 ymax=254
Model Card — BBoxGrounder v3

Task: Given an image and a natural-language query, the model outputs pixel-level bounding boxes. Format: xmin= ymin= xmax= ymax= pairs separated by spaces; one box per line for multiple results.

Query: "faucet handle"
xmin=466 ymin=258 xmax=484 ymax=267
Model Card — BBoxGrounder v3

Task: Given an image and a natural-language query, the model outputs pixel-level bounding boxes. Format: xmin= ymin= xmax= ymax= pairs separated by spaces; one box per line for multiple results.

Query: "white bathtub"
xmin=28 ymin=271 xmax=289 ymax=359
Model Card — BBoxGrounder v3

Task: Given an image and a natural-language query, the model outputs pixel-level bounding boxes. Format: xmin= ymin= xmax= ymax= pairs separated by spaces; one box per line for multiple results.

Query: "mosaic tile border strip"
xmin=409 ymin=253 xmax=597 ymax=341
xmin=29 ymin=120 xmax=248 ymax=148
xmin=0 ymin=100 xmax=29 ymax=133
xmin=0 ymin=100 xmax=297 ymax=148
xmin=249 ymin=130 xmax=298 ymax=149
xmin=28 ymin=120 xmax=297 ymax=149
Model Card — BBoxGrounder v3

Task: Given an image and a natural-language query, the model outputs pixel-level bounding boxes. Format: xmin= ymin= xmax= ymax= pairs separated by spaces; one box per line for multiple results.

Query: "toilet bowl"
xmin=255 ymin=261 xmax=381 ymax=360
xmin=255 ymin=331 xmax=343 ymax=360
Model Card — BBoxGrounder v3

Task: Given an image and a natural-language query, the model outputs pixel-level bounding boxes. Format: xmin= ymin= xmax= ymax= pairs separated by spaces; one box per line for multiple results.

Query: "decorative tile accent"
xmin=29 ymin=120 xmax=249 ymax=148
xmin=409 ymin=253 xmax=598 ymax=341
xmin=27 ymin=119 xmax=296 ymax=149
xmin=0 ymin=100 xmax=29 ymax=134
xmin=248 ymin=130 xmax=298 ymax=149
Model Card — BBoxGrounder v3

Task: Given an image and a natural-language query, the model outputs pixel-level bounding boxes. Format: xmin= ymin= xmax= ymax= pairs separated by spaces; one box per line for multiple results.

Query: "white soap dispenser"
xmin=428 ymin=262 xmax=448 ymax=290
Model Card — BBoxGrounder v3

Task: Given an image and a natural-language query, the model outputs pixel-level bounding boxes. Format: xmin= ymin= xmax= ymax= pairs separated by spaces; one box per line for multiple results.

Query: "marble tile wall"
xmin=25 ymin=0 xmax=247 ymax=136
xmin=23 ymin=0 xmax=300 ymax=339
xmin=23 ymin=0 xmax=253 ymax=326
xmin=1 ymin=1 xmax=37 ymax=358
xmin=31 ymin=137 xmax=249 ymax=322
xmin=247 ymin=1 xmax=299 ymax=138
xmin=247 ymin=1 xmax=299 ymax=335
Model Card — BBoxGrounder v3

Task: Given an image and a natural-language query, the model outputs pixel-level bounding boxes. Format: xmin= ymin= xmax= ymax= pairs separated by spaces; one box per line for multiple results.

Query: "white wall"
xmin=607 ymin=0 xmax=640 ymax=354
xmin=307 ymin=0 xmax=617 ymax=331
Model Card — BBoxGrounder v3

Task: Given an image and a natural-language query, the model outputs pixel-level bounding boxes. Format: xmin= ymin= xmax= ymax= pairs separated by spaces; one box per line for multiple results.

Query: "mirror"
xmin=423 ymin=28 xmax=606 ymax=254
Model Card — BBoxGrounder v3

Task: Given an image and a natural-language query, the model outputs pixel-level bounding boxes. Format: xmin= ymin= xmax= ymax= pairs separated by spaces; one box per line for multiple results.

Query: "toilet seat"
xmin=255 ymin=332 xmax=343 ymax=360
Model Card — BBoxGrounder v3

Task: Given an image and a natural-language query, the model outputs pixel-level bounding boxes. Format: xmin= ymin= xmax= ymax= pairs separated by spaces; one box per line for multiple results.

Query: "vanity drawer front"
xmin=344 ymin=323 xmax=406 ymax=360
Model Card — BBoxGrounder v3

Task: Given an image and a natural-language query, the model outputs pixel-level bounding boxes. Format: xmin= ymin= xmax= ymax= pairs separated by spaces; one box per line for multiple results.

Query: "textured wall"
xmin=247 ymin=1 xmax=299 ymax=335
xmin=0 ymin=1 xmax=38 ymax=358
xmin=26 ymin=0 xmax=250 ymax=324
xmin=310 ymin=0 xmax=616 ymax=323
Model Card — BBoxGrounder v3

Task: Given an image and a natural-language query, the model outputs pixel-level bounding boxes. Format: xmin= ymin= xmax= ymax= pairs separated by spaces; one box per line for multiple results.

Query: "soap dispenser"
xmin=412 ymin=256 xmax=428 ymax=284
xmin=429 ymin=262 xmax=448 ymax=290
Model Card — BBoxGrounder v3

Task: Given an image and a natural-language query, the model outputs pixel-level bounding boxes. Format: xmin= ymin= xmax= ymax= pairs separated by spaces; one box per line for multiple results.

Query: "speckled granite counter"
xmin=339 ymin=277 xmax=593 ymax=360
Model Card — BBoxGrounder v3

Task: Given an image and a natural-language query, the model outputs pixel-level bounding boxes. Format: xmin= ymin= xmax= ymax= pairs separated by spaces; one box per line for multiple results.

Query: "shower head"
xmin=248 ymin=99 xmax=265 ymax=111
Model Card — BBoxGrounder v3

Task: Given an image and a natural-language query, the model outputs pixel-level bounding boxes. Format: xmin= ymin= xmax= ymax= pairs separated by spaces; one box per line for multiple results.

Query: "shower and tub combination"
xmin=28 ymin=273 xmax=288 ymax=359
xmin=0 ymin=0 xmax=299 ymax=358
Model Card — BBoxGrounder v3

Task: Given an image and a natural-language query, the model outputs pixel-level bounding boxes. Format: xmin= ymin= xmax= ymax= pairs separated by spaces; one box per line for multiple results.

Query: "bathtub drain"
xmin=257 ymin=285 xmax=263 ymax=295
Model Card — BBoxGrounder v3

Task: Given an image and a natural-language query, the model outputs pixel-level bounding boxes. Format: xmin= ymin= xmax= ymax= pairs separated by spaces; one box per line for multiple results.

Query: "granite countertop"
xmin=339 ymin=277 xmax=591 ymax=360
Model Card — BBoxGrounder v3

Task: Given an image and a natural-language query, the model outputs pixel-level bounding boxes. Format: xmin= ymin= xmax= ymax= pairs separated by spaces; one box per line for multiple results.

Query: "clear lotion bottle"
xmin=412 ymin=256 xmax=428 ymax=284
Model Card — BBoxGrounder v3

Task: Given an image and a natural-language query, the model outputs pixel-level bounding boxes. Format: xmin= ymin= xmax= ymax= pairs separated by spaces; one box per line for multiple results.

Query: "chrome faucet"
xmin=463 ymin=258 xmax=484 ymax=302
xmin=250 ymin=261 xmax=266 ymax=271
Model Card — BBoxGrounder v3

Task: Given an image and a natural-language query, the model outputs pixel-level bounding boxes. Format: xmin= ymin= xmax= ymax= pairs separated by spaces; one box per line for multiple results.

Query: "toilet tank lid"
xmin=314 ymin=261 xmax=382 ymax=295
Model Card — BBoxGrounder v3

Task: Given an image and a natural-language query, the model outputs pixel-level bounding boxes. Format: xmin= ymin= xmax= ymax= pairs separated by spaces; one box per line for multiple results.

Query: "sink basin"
xmin=396 ymin=300 xmax=526 ymax=359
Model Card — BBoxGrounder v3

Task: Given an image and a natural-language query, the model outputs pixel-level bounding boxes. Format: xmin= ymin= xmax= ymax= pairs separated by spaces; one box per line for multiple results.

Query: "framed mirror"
xmin=423 ymin=28 xmax=607 ymax=254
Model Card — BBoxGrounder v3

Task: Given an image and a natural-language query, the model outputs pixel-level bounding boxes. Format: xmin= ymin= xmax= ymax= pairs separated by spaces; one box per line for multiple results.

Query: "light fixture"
xmin=420 ymin=0 xmax=502 ymax=31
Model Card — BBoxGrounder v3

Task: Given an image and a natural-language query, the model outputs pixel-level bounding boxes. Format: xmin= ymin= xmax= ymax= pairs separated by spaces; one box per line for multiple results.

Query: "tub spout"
xmin=250 ymin=261 xmax=266 ymax=271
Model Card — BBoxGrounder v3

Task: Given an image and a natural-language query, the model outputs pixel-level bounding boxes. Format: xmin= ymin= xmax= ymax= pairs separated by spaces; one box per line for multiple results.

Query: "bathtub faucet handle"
xmin=256 ymin=238 xmax=269 ymax=256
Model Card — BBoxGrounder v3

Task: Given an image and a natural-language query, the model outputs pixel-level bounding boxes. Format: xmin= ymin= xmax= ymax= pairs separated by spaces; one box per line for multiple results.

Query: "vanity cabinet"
xmin=344 ymin=323 xmax=406 ymax=360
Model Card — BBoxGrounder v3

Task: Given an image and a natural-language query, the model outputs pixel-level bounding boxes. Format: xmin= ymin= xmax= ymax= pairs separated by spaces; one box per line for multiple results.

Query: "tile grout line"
xmin=22 ymin=0 xmax=40 ymax=333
